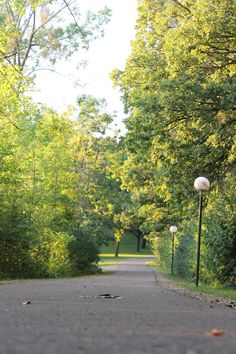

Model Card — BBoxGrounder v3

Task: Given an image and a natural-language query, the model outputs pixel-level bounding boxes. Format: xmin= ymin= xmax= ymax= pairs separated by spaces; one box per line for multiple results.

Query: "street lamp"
xmin=170 ymin=225 xmax=177 ymax=275
xmin=194 ymin=177 xmax=210 ymax=287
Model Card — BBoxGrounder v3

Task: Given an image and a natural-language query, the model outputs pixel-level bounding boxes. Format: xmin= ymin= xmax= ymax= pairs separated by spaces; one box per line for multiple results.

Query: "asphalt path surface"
xmin=0 ymin=258 xmax=236 ymax=354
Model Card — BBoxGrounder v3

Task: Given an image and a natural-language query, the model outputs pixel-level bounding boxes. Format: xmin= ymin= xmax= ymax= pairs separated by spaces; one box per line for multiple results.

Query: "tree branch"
xmin=62 ymin=0 xmax=82 ymax=31
xmin=21 ymin=10 xmax=36 ymax=68
xmin=6 ymin=1 xmax=17 ymax=24
xmin=0 ymin=50 xmax=21 ymax=74
xmin=172 ymin=0 xmax=191 ymax=13
xmin=0 ymin=109 xmax=21 ymax=130
xmin=20 ymin=8 xmax=34 ymax=39
xmin=32 ymin=3 xmax=70 ymax=37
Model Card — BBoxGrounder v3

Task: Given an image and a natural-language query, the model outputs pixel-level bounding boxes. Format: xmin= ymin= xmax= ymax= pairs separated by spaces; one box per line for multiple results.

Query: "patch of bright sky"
xmin=33 ymin=0 xmax=137 ymax=132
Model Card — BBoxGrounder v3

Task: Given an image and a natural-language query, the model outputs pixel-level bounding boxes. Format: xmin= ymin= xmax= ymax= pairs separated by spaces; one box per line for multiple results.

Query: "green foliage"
xmin=0 ymin=95 xmax=123 ymax=278
xmin=30 ymin=230 xmax=73 ymax=278
xmin=0 ymin=0 xmax=111 ymax=70
xmin=0 ymin=1 xmax=122 ymax=280
xmin=100 ymin=231 xmax=152 ymax=257
xmin=1 ymin=0 xmax=236 ymax=287
xmin=155 ymin=233 xmax=172 ymax=270
xmin=0 ymin=239 xmax=32 ymax=279
xmin=68 ymin=232 xmax=99 ymax=275
xmin=202 ymin=172 xmax=236 ymax=286
xmin=174 ymin=221 xmax=196 ymax=279
xmin=112 ymin=0 xmax=236 ymax=286
xmin=152 ymin=265 xmax=236 ymax=301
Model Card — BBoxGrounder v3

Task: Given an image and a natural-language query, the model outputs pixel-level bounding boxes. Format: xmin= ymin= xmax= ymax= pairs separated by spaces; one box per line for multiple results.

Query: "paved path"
xmin=0 ymin=258 xmax=236 ymax=354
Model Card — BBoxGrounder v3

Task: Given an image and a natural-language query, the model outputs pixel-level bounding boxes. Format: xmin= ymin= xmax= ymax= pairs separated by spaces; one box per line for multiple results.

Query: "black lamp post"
xmin=170 ymin=225 xmax=177 ymax=275
xmin=194 ymin=177 xmax=210 ymax=287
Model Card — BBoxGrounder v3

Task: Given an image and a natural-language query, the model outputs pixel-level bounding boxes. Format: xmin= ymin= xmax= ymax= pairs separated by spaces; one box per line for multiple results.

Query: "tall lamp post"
xmin=194 ymin=177 xmax=210 ymax=287
xmin=170 ymin=225 xmax=177 ymax=276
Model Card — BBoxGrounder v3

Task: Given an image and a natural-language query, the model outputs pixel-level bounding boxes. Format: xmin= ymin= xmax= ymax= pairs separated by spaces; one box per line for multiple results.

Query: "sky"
xmin=33 ymin=0 xmax=138 ymax=131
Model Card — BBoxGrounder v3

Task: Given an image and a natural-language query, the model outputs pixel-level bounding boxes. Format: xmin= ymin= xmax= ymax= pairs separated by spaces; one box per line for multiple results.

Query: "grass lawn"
xmin=99 ymin=233 xmax=154 ymax=266
xmin=150 ymin=262 xmax=236 ymax=301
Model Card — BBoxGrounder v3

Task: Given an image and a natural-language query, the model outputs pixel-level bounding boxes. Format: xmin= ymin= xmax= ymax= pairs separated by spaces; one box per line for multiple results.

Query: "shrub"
xmin=174 ymin=220 xmax=196 ymax=279
xmin=203 ymin=194 xmax=236 ymax=287
xmin=0 ymin=209 xmax=34 ymax=279
xmin=68 ymin=231 xmax=99 ymax=275
xmin=29 ymin=229 xmax=73 ymax=278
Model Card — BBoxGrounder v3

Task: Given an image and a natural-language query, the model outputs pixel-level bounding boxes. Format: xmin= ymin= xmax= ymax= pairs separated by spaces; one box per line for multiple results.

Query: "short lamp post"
xmin=194 ymin=177 xmax=210 ymax=287
xmin=170 ymin=225 xmax=177 ymax=276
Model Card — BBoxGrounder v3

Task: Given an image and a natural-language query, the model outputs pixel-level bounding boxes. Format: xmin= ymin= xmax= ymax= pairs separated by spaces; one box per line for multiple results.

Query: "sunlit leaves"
xmin=113 ymin=0 xmax=236 ymax=284
xmin=0 ymin=0 xmax=111 ymax=70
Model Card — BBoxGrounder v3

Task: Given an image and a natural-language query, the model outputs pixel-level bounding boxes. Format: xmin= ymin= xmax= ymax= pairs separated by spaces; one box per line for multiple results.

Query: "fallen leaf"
xmin=207 ymin=328 xmax=224 ymax=336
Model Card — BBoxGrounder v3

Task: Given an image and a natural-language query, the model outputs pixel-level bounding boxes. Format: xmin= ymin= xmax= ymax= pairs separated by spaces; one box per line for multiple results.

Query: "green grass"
xmin=99 ymin=233 xmax=153 ymax=266
xmin=150 ymin=262 xmax=236 ymax=301
xmin=175 ymin=279 xmax=236 ymax=300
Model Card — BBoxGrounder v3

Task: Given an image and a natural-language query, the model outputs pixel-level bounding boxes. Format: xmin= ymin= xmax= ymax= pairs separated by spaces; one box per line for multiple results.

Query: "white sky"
xmin=33 ymin=0 xmax=137 ymax=132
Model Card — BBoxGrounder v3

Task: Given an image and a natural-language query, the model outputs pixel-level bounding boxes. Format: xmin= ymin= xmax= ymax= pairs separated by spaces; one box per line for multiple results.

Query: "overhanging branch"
xmin=172 ymin=0 xmax=191 ymax=13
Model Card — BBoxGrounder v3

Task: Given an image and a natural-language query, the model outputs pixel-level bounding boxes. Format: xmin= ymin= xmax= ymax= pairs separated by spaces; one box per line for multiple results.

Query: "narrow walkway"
xmin=0 ymin=258 xmax=236 ymax=354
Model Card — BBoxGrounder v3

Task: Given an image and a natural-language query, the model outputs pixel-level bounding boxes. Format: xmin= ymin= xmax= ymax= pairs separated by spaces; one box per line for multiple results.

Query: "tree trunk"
xmin=141 ymin=237 xmax=146 ymax=249
xmin=137 ymin=232 xmax=141 ymax=252
xmin=115 ymin=241 xmax=120 ymax=257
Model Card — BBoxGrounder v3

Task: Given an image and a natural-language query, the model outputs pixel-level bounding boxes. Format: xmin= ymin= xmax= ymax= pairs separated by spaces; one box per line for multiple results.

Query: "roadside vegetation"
xmin=111 ymin=0 xmax=236 ymax=288
xmin=150 ymin=262 xmax=236 ymax=301
xmin=0 ymin=0 xmax=236 ymax=287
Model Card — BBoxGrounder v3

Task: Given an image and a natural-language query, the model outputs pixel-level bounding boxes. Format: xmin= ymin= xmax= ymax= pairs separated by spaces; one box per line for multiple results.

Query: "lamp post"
xmin=170 ymin=225 xmax=177 ymax=275
xmin=194 ymin=177 xmax=210 ymax=287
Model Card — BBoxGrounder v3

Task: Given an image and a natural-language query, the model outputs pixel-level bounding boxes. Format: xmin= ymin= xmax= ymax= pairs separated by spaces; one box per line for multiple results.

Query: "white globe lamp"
xmin=194 ymin=176 xmax=210 ymax=287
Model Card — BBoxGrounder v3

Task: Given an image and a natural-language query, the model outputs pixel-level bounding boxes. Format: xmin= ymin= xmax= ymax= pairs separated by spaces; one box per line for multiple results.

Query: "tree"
xmin=0 ymin=0 xmax=111 ymax=71
xmin=0 ymin=95 xmax=125 ymax=278
xmin=112 ymin=0 xmax=236 ymax=284
xmin=72 ymin=96 xmax=126 ymax=245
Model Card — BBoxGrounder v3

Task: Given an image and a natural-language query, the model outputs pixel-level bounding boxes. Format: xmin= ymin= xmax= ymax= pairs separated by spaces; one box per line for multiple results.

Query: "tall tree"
xmin=111 ymin=0 xmax=236 ymax=283
xmin=0 ymin=0 xmax=111 ymax=71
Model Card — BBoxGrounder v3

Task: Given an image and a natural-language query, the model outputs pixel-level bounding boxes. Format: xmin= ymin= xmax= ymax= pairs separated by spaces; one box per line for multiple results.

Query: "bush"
xmin=0 ymin=235 xmax=34 ymax=279
xmin=68 ymin=231 xmax=99 ymax=275
xmin=203 ymin=192 xmax=236 ymax=287
xmin=0 ymin=221 xmax=100 ymax=279
xmin=174 ymin=220 xmax=196 ymax=279
xmin=25 ymin=229 xmax=71 ymax=278
xmin=154 ymin=231 xmax=172 ymax=270
xmin=0 ymin=209 xmax=34 ymax=279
